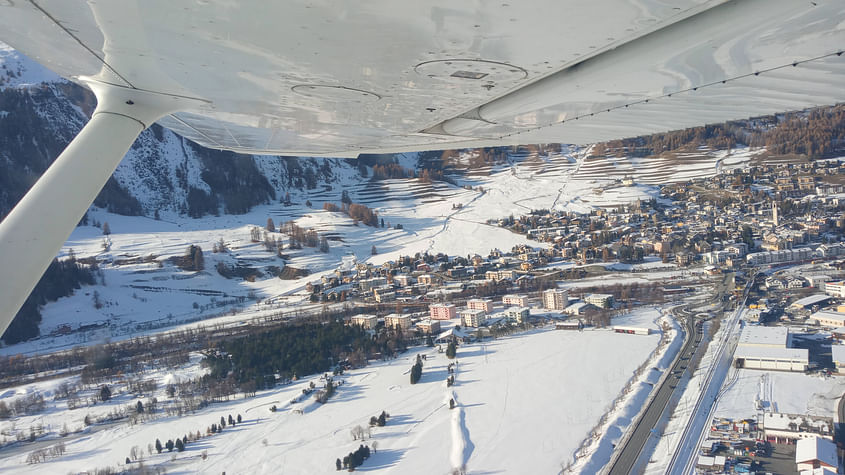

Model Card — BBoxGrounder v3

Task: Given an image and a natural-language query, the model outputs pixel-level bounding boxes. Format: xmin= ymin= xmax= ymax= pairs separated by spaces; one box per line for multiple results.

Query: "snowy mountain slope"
xmin=0 ymin=66 xmax=358 ymax=220
xmin=0 ymin=42 xmax=61 ymax=90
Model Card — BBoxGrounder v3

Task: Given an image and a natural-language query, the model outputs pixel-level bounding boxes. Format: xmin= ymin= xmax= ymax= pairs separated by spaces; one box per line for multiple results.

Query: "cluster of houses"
xmin=343 ymin=286 xmax=622 ymax=344
xmin=305 ymin=246 xmax=557 ymax=305
xmin=498 ymin=160 xmax=845 ymax=273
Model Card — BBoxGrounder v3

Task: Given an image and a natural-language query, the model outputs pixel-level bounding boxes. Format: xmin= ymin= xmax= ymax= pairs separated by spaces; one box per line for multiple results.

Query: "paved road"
xmin=607 ymin=273 xmax=735 ymax=475
xmin=606 ymin=308 xmax=702 ymax=475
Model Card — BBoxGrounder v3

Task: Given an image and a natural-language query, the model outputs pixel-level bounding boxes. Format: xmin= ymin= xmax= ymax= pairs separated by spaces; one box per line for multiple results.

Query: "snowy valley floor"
xmin=0 ymin=320 xmax=668 ymax=474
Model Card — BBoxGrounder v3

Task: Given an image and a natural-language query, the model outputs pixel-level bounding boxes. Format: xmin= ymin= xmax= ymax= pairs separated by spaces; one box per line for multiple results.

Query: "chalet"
xmin=434 ymin=328 xmax=471 ymax=345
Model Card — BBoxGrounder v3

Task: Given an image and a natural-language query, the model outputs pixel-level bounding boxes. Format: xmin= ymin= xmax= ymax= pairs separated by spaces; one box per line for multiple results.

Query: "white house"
xmin=796 ymin=437 xmax=838 ymax=473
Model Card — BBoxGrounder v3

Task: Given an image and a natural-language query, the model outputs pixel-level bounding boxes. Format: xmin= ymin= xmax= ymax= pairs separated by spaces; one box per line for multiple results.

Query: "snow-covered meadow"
xmin=0 ymin=323 xmax=669 ymax=474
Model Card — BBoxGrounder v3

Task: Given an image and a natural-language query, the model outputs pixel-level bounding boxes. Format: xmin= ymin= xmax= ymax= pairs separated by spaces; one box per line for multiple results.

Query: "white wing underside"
xmin=1 ymin=0 xmax=844 ymax=157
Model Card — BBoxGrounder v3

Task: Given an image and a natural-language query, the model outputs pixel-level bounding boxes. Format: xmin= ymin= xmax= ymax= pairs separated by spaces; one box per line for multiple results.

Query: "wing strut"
xmin=0 ymin=80 xmax=202 ymax=338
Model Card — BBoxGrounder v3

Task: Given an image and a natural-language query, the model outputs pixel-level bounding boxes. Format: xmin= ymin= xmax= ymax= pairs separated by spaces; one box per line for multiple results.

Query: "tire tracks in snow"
xmin=551 ymin=147 xmax=589 ymax=211
xmin=423 ymin=187 xmax=486 ymax=253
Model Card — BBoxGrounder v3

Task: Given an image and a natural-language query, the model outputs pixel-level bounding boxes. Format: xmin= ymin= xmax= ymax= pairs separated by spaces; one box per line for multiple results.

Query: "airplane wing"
xmin=1 ymin=0 xmax=843 ymax=157
xmin=1 ymin=0 xmax=845 ymax=337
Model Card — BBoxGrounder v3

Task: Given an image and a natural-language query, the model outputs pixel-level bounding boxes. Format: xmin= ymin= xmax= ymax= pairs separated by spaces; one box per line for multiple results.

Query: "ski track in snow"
xmin=449 ymin=389 xmax=475 ymax=473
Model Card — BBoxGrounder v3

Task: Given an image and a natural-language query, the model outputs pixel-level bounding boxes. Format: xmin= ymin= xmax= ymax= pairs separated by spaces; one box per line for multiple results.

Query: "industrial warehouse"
xmin=733 ymin=326 xmax=809 ymax=372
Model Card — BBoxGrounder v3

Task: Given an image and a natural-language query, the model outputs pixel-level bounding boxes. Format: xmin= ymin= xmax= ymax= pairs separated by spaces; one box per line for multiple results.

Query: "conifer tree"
xmin=446 ymin=340 xmax=457 ymax=359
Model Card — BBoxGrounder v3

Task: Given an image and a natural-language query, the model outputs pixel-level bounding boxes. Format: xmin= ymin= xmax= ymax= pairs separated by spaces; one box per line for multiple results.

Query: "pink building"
xmin=467 ymin=298 xmax=493 ymax=313
xmin=502 ymin=294 xmax=528 ymax=307
xmin=429 ymin=303 xmax=457 ymax=320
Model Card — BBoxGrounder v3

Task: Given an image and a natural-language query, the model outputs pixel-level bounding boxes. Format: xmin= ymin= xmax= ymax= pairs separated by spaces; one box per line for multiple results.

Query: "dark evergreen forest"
xmin=1 ymin=257 xmax=96 ymax=344
xmin=202 ymin=320 xmax=407 ymax=391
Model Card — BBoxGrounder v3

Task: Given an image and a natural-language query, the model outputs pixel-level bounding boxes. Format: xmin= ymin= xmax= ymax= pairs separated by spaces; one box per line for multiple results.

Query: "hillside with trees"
xmin=1 ymin=255 xmax=96 ymax=344
xmin=588 ymin=104 xmax=845 ymax=160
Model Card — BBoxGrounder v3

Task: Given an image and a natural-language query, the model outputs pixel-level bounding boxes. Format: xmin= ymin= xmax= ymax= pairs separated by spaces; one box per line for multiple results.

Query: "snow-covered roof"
xmin=735 ymin=345 xmax=808 ymax=362
xmin=435 ymin=327 xmax=470 ymax=341
xmin=796 ymin=437 xmax=837 ymax=467
xmin=764 ymin=413 xmax=833 ymax=434
xmin=459 ymin=308 xmax=485 ymax=316
xmin=505 ymin=306 xmax=529 ymax=313
xmin=738 ymin=325 xmax=788 ymax=348
xmin=791 ymin=294 xmax=832 ymax=308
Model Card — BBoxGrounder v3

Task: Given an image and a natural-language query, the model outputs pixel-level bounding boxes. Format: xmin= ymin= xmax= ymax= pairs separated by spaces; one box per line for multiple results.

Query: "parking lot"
xmin=746 ymin=442 xmax=796 ymax=475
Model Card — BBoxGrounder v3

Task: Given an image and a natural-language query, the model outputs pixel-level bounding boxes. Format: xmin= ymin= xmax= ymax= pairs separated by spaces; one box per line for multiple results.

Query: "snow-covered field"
xmin=0 ymin=326 xmax=661 ymax=474
xmin=715 ymin=369 xmax=845 ymax=418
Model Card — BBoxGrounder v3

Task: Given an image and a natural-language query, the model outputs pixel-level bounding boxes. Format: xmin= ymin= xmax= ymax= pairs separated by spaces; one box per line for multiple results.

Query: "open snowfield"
xmin=0 ymin=326 xmax=660 ymax=474
xmin=715 ymin=369 xmax=845 ymax=418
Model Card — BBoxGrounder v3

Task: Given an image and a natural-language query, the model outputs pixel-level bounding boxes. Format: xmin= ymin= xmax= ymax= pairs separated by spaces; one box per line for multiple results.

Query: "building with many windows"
xmin=467 ymin=298 xmax=493 ymax=313
xmin=502 ymin=294 xmax=528 ymax=307
xmin=585 ymin=293 xmax=614 ymax=309
xmin=504 ymin=306 xmax=529 ymax=323
xmin=384 ymin=313 xmax=411 ymax=331
xmin=429 ymin=303 xmax=456 ymax=320
xmin=350 ymin=314 xmax=378 ymax=330
xmin=460 ymin=309 xmax=487 ymax=327
xmin=415 ymin=319 xmax=441 ymax=334
xmin=542 ymin=288 xmax=569 ymax=310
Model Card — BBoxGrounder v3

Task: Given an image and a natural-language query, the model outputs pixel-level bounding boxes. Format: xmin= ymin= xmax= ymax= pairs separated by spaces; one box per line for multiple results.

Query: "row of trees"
xmin=409 ymin=354 xmax=423 ymax=384
xmin=336 ymin=444 xmax=372 ymax=471
xmin=322 ymin=199 xmax=380 ymax=227
xmin=278 ymin=221 xmax=329 ymax=252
